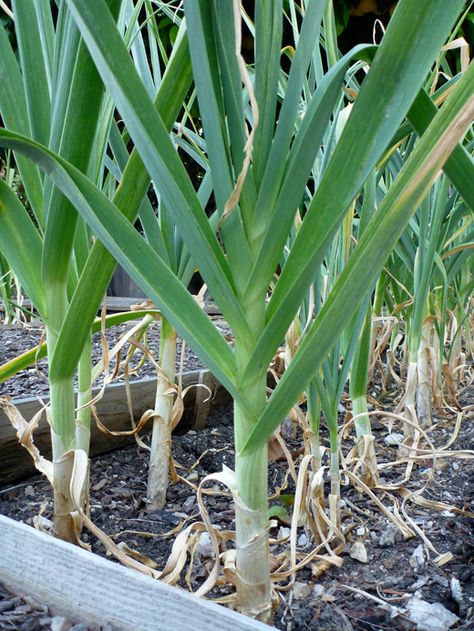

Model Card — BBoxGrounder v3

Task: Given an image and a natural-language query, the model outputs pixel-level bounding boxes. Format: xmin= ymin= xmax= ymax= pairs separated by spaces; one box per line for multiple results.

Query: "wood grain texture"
xmin=0 ymin=515 xmax=273 ymax=630
xmin=192 ymin=369 xmax=217 ymax=430
xmin=1 ymin=297 xmax=222 ymax=314
xmin=0 ymin=370 xmax=230 ymax=484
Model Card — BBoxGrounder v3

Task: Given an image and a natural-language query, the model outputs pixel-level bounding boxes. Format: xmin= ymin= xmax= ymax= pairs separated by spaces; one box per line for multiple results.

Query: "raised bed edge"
xmin=0 ymin=514 xmax=273 ymax=631
xmin=0 ymin=369 xmax=231 ymax=485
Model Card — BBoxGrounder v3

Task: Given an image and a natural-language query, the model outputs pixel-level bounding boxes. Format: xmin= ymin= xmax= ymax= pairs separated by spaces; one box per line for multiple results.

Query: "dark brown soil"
xmin=0 ymin=318 xmax=231 ymax=400
xmin=1 ymin=397 xmax=473 ymax=630
xmin=0 ymin=580 xmax=110 ymax=631
xmin=0 ymin=324 xmax=473 ymax=630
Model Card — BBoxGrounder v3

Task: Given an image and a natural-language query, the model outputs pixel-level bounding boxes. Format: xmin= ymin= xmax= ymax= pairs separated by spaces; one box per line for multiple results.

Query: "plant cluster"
xmin=0 ymin=0 xmax=473 ymax=622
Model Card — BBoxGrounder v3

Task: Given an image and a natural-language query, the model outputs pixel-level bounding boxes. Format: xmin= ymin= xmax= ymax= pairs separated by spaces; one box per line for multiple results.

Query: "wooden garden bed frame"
xmin=0 ymin=296 xmax=222 ymax=314
xmin=0 ymin=368 xmax=271 ymax=628
xmin=0 ymin=363 xmax=275 ymax=629
xmin=0 ymin=368 xmax=228 ymax=485
xmin=0 ymin=514 xmax=273 ymax=630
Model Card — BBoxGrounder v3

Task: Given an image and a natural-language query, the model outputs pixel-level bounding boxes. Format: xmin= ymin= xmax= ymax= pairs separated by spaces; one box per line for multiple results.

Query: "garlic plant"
xmin=0 ymin=0 xmax=191 ymax=541
xmin=1 ymin=0 xmax=473 ymax=620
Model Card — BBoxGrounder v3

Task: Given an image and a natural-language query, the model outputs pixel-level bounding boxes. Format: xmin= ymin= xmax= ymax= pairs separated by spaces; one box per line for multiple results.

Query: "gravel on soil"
xmin=1 ymin=397 xmax=473 ymax=631
xmin=0 ymin=318 xmax=230 ymax=400
xmin=0 ymin=322 xmax=473 ymax=630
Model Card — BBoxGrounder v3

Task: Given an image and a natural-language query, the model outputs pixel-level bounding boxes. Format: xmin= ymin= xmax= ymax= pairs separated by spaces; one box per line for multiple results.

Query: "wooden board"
xmin=0 ymin=370 xmax=230 ymax=485
xmin=193 ymin=369 xmax=217 ymax=430
xmin=102 ymin=297 xmax=221 ymax=315
xmin=103 ymin=296 xmax=147 ymax=310
xmin=0 ymin=515 xmax=272 ymax=630
xmin=108 ymin=266 xmax=147 ymax=299
xmin=1 ymin=297 xmax=222 ymax=315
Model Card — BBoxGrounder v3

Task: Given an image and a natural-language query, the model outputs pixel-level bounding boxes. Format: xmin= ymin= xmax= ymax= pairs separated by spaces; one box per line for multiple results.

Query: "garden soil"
xmin=0 ymin=323 xmax=473 ymax=631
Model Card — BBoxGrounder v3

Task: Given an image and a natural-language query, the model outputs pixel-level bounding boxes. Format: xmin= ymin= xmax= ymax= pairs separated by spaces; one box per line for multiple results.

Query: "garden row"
xmin=0 ymin=0 xmax=473 ymax=627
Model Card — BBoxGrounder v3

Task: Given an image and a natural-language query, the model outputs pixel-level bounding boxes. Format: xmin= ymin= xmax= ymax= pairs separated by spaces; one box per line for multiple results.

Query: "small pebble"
xmin=312 ymin=584 xmax=325 ymax=598
xmin=277 ymin=527 xmax=291 ymax=539
xmin=384 ymin=433 xmax=404 ymax=446
xmin=405 ymin=596 xmax=459 ymax=631
xmin=379 ymin=523 xmax=398 ymax=547
xmin=432 ymin=575 xmax=449 ymax=588
xmin=293 ymin=582 xmax=312 ymax=599
xmin=33 ymin=515 xmax=53 ymax=530
xmin=451 ymin=577 xmax=463 ymax=604
xmin=382 ymin=556 xmax=397 ymax=570
xmin=195 ymin=532 xmax=214 ymax=558
xmin=409 ymin=544 xmax=425 ymax=571
xmin=298 ymin=533 xmax=308 ymax=547
xmin=350 ymin=541 xmax=368 ymax=563
xmin=50 ymin=617 xmax=71 ymax=631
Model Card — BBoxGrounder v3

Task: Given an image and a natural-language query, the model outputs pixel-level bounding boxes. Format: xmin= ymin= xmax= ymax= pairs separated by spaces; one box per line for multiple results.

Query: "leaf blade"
xmin=242 ymin=60 xmax=474 ymax=451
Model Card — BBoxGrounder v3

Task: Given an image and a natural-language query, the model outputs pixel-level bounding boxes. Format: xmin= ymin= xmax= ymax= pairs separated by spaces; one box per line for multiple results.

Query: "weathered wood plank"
xmin=0 ymin=515 xmax=273 ymax=630
xmin=1 ymin=297 xmax=222 ymax=315
xmin=108 ymin=266 xmax=147 ymax=299
xmin=193 ymin=369 xmax=217 ymax=430
xmin=0 ymin=370 xmax=230 ymax=485
xmin=103 ymin=297 xmax=221 ymax=314
xmin=104 ymin=296 xmax=146 ymax=310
